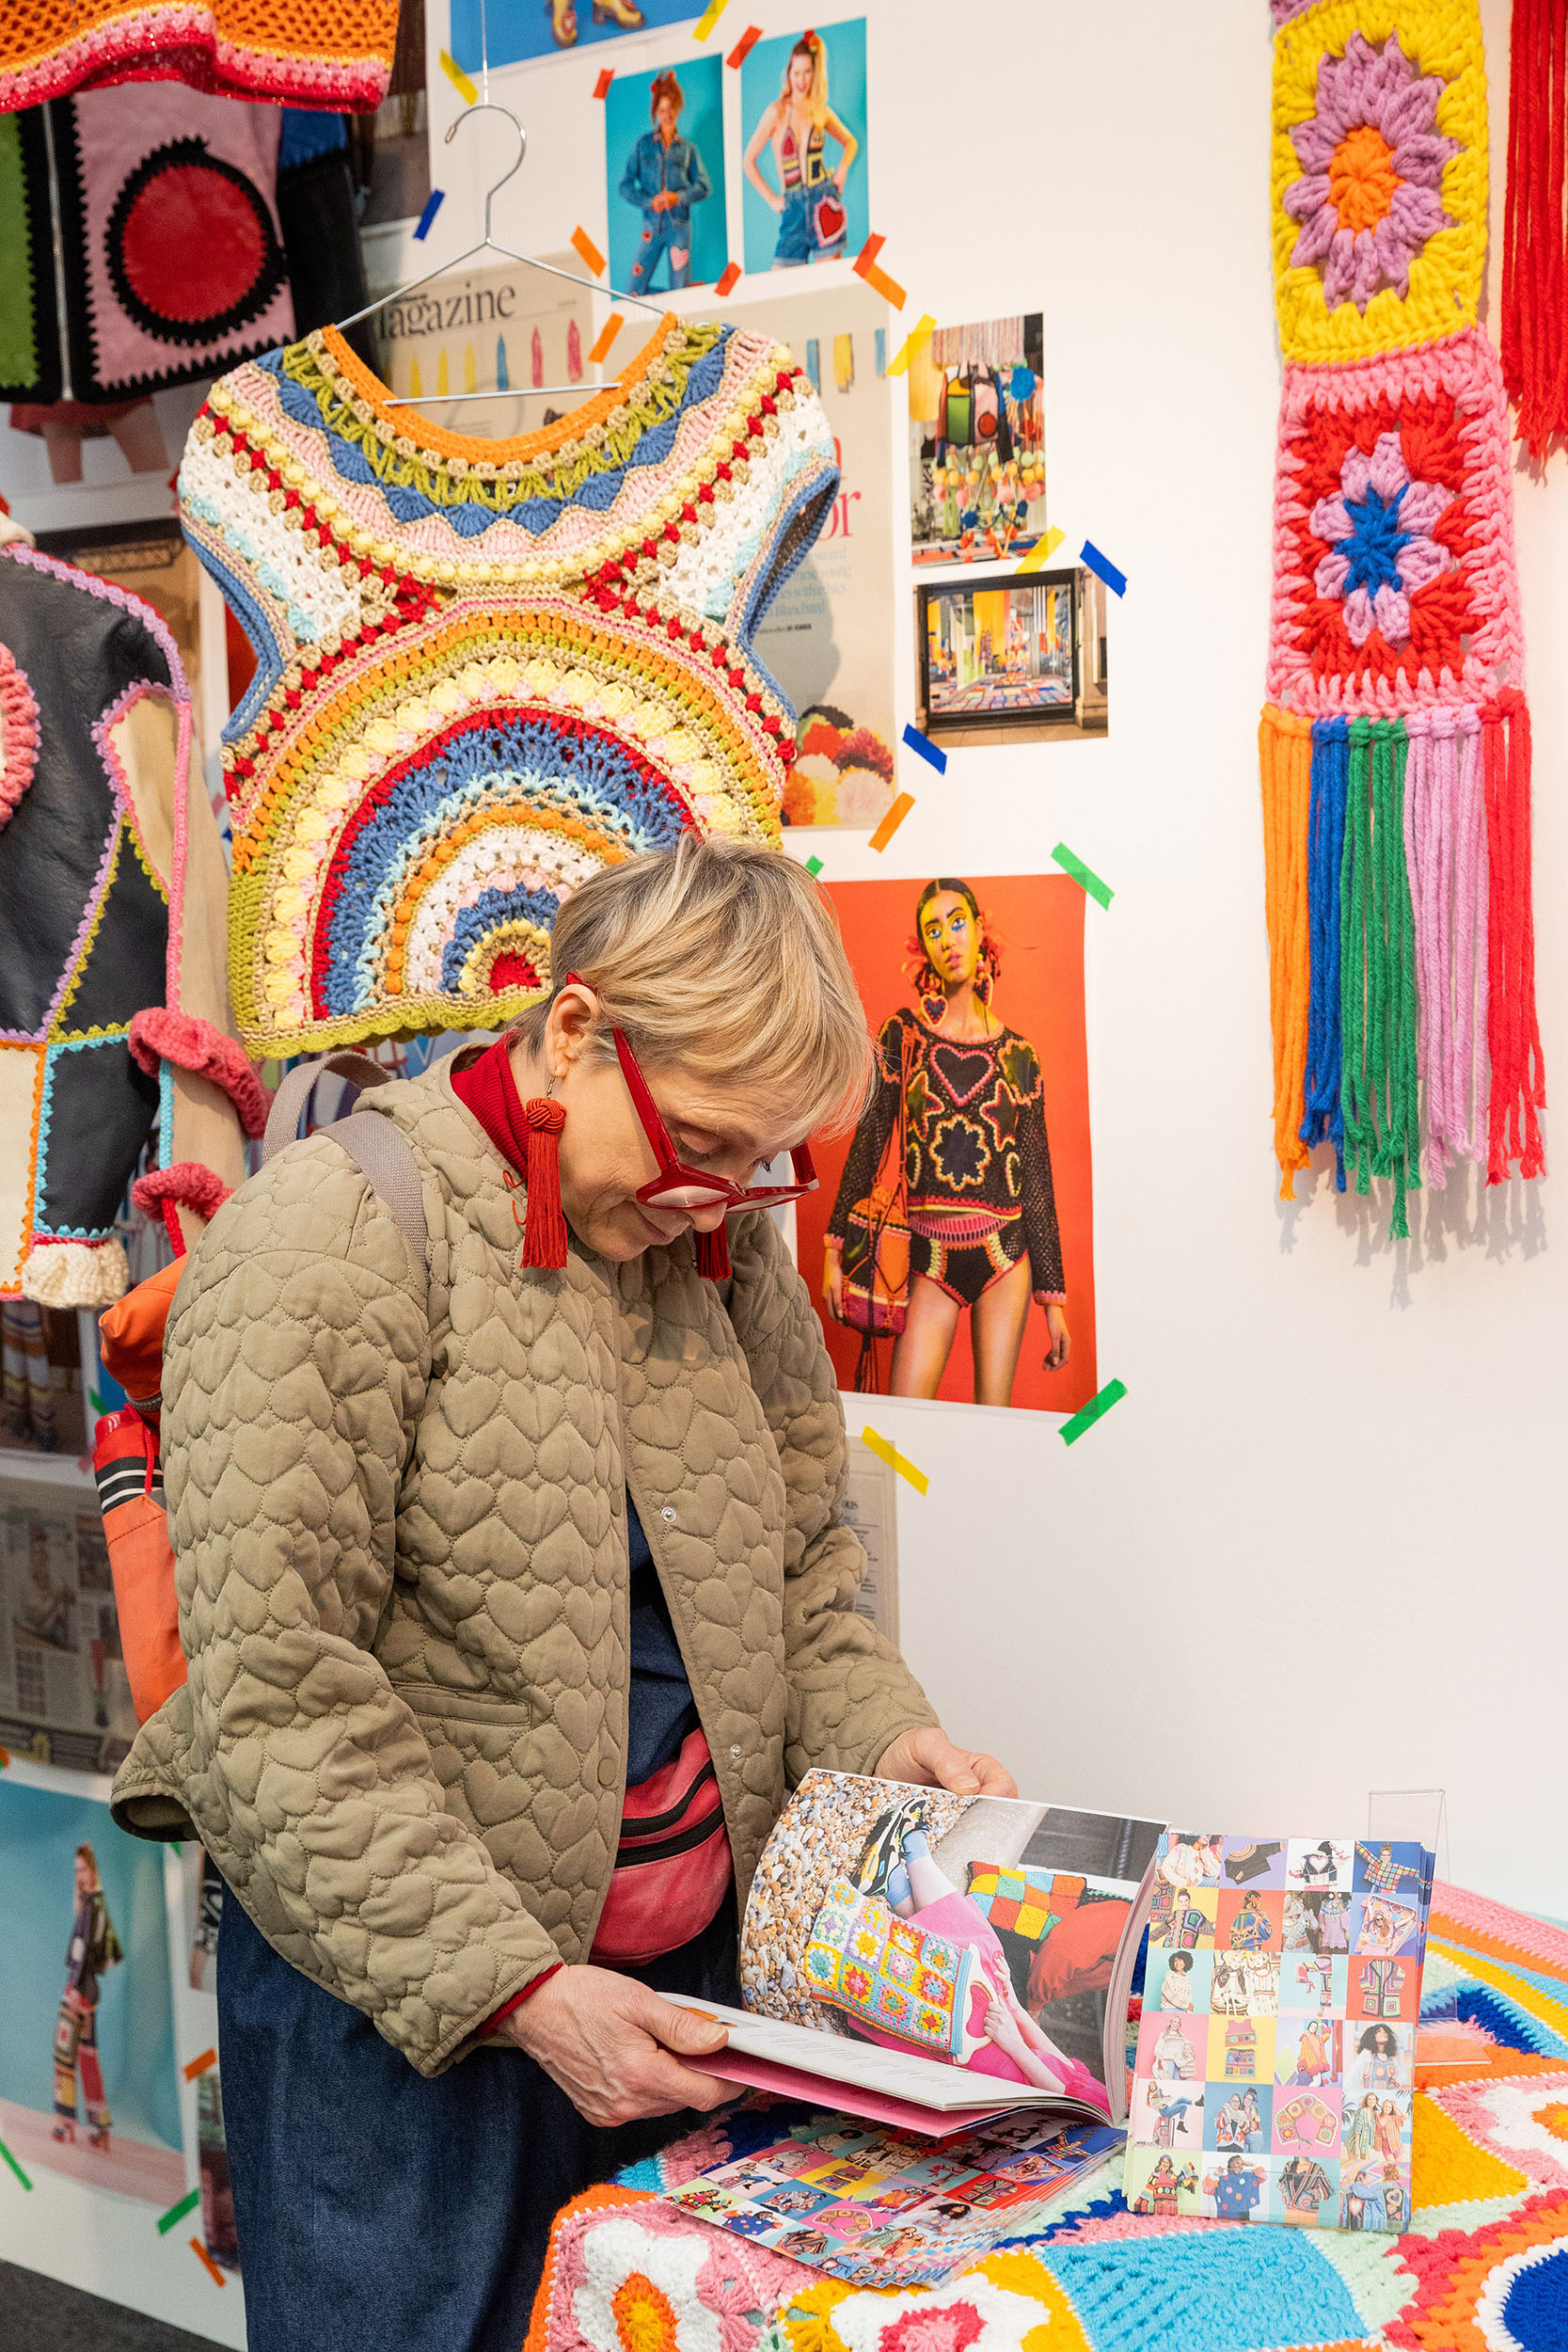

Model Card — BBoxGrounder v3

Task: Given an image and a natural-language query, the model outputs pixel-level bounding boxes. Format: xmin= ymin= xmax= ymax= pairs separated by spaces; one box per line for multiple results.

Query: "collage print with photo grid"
xmin=1127 ymin=1833 xmax=1430 ymax=2233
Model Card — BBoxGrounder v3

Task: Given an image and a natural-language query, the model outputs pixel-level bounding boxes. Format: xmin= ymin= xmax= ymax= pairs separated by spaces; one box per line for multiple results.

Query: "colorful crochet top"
xmin=180 ymin=316 xmax=838 ymax=1057
xmin=0 ymin=0 xmax=398 ymax=111
xmin=827 ymin=1009 xmax=1066 ymax=1302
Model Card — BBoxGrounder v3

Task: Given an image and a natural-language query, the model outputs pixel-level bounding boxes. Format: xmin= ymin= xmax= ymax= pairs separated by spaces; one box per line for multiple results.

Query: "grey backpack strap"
xmin=322 ymin=1110 xmax=429 ymax=1288
xmin=262 ymin=1051 xmax=394 ymax=1164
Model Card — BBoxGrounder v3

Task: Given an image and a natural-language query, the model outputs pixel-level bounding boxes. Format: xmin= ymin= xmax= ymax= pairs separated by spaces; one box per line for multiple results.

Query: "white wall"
xmin=412 ymin=0 xmax=1568 ymax=1916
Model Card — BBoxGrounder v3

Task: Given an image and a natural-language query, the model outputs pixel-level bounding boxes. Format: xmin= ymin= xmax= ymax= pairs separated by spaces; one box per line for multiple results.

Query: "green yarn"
xmin=0 ymin=116 xmax=39 ymax=393
xmin=1338 ymin=714 xmax=1420 ymax=1237
xmin=280 ymin=319 xmax=726 ymax=515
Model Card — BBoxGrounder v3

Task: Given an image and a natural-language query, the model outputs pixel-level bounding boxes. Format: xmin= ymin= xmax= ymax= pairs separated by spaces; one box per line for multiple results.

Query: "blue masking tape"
xmin=413 ymin=189 xmax=445 ymax=243
xmin=901 ymin=723 xmax=947 ymax=775
xmin=1080 ymin=539 xmax=1127 ymax=597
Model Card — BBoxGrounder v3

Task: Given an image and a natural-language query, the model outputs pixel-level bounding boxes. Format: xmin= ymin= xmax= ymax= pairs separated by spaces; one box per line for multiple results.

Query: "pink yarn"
xmin=132 ymin=1159 xmax=233 ymax=1249
xmin=1432 ymin=1882 xmax=1568 ymax=1972
xmin=129 ymin=1008 xmax=271 ymax=1136
xmin=1402 ymin=707 xmax=1490 ymax=1187
xmin=0 ymin=643 xmax=40 ymax=827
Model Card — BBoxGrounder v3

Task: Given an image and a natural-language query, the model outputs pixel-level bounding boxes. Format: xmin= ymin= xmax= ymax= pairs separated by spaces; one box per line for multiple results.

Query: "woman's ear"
xmin=545 ymin=982 xmax=600 ymax=1079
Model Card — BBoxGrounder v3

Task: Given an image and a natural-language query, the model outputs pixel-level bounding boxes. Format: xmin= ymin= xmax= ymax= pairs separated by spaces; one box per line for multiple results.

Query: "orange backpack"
xmin=95 ymin=1054 xmax=429 ymax=1724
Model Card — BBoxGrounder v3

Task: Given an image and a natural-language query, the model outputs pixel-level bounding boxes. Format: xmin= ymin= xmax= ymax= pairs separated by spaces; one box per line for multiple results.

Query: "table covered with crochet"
xmin=524 ymin=1883 xmax=1568 ymax=2352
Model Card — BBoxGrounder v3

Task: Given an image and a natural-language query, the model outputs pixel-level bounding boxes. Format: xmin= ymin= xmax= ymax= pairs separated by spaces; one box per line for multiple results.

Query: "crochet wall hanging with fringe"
xmin=0 ymin=547 xmax=259 ymax=1308
xmin=1260 ymin=0 xmax=1544 ymax=1237
xmin=182 ymin=313 xmax=839 ymax=1059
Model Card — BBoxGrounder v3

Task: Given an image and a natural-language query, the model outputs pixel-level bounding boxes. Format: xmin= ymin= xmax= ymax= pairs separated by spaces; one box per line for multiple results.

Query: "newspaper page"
xmin=0 ymin=1475 xmax=136 ymax=1771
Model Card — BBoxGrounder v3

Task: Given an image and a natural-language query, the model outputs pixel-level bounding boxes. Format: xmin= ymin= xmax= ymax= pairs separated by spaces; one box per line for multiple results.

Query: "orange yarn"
xmin=1259 ymin=707 xmax=1314 ymax=1194
xmin=0 ymin=0 xmax=398 ymax=109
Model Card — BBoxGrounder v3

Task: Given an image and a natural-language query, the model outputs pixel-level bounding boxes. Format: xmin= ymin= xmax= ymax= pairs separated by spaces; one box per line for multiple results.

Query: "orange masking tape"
xmin=571 ymin=225 xmax=607 ymax=277
xmin=867 ymin=791 xmax=915 ymax=851
xmin=182 ymin=2048 xmax=217 ymax=2083
xmin=715 ymin=261 xmax=741 ymax=297
xmin=593 ymin=67 xmax=614 ymax=98
xmin=725 ymin=24 xmax=762 ymax=66
xmin=190 ymin=2240 xmax=227 ymax=2287
xmin=587 ymin=313 xmax=625 ymax=367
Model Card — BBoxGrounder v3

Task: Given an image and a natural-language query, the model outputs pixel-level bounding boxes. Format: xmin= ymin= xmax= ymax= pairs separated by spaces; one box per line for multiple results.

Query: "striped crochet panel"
xmin=0 ymin=0 xmax=398 ymax=112
xmin=1259 ymin=0 xmax=1543 ymax=1236
xmin=181 ymin=315 xmax=839 ymax=1057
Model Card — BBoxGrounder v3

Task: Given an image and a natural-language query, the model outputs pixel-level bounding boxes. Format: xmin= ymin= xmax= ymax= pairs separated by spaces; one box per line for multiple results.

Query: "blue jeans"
xmin=216 ymin=1885 xmax=739 ymax=2352
xmin=628 ymin=206 xmax=690 ymax=293
xmin=773 ymin=183 xmax=844 ymax=267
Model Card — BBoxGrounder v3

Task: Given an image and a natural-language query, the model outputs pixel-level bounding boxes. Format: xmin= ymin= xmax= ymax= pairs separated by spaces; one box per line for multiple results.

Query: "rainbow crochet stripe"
xmin=180 ymin=316 xmax=838 ymax=1057
xmin=526 ymin=1884 xmax=1568 ymax=2352
xmin=1259 ymin=0 xmax=1544 ymax=1235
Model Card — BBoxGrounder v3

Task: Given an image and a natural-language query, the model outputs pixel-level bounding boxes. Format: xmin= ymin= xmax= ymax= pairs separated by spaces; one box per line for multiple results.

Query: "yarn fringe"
xmin=1259 ymin=707 xmax=1313 ymax=1195
xmin=521 ymin=1098 xmax=568 ymax=1269
xmin=1403 ymin=708 xmax=1488 ymax=1189
xmin=19 ymin=1237 xmax=130 ymax=1308
xmin=128 ymin=1008 xmax=271 ymax=1138
xmin=1340 ymin=717 xmax=1420 ymax=1236
xmin=1502 ymin=0 xmax=1568 ymax=457
xmin=1301 ymin=717 xmax=1348 ymax=1187
xmin=1481 ymin=691 xmax=1546 ymax=1183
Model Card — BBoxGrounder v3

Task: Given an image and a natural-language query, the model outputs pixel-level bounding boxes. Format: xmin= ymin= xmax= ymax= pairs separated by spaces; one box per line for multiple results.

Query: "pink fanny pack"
xmin=590 ymin=1727 xmax=733 ymax=1967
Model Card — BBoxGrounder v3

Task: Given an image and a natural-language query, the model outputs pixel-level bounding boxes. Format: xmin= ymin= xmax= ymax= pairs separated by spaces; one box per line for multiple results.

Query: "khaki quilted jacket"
xmin=110 ymin=1063 xmax=936 ymax=2076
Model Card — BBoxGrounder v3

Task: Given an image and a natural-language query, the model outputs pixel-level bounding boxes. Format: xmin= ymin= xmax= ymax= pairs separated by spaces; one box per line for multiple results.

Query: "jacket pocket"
xmin=389 ymin=1678 xmax=535 ymax=1728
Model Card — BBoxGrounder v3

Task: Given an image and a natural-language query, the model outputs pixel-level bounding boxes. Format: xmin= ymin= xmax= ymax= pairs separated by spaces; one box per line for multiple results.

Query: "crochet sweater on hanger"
xmin=179 ymin=315 xmax=839 ymax=1057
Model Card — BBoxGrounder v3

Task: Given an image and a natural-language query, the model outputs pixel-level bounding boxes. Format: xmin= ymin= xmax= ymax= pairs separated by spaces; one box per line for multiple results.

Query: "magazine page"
xmin=1126 ymin=1831 xmax=1433 ymax=2233
xmin=733 ymin=1771 xmax=1161 ymax=2120
xmin=665 ymin=2110 xmax=1124 ymax=2288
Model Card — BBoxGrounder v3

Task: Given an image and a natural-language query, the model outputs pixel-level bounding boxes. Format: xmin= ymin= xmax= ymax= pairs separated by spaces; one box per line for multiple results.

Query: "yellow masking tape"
xmin=1016 ymin=527 xmax=1066 ymax=577
xmin=862 ymin=1425 xmax=928 ymax=1496
xmin=886 ymin=313 xmax=937 ymax=379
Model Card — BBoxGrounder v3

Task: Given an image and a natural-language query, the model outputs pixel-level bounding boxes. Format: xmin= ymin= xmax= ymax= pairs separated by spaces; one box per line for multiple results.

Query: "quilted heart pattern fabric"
xmin=179 ymin=313 xmax=839 ymax=1057
xmin=1258 ymin=0 xmax=1544 ymax=1236
xmin=0 ymin=546 xmax=257 ymax=1305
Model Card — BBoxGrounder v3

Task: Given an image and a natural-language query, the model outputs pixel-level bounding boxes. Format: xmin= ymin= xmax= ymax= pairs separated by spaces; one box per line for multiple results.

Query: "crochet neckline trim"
xmin=319 ymin=314 xmax=681 ymax=469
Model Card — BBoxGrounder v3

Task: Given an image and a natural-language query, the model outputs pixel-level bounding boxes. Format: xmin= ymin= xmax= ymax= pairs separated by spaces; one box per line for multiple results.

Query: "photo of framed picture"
xmin=917 ymin=569 xmax=1106 ymax=738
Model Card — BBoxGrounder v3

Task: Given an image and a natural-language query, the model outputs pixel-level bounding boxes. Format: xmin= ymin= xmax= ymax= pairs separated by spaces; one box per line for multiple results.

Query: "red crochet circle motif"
xmin=119 ymin=164 xmax=268 ymax=325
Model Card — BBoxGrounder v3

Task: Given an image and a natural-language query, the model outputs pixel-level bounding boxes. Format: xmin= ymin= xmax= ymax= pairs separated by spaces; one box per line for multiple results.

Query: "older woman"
xmin=111 ymin=838 xmax=1014 ymax=2352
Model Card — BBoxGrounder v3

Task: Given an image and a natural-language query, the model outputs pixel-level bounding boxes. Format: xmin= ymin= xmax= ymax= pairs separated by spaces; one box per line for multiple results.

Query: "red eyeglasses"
xmin=566 ymin=973 xmax=817 ymax=1216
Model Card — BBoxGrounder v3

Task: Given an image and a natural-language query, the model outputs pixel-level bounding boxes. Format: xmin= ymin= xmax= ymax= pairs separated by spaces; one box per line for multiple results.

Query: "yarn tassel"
xmin=1300 ymin=715 xmax=1348 ymax=1188
xmin=1340 ymin=716 xmax=1420 ymax=1237
xmin=1481 ymin=691 xmax=1546 ymax=1183
xmin=1453 ymin=709 xmax=1490 ymax=1168
xmin=1501 ymin=0 xmax=1568 ymax=457
xmin=1259 ymin=707 xmax=1314 ymax=1195
xmin=694 ymin=1223 xmax=731 ymax=1281
xmin=521 ymin=1098 xmax=568 ymax=1268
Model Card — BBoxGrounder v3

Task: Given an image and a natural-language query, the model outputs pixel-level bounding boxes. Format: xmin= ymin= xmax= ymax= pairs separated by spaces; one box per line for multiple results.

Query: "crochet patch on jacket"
xmin=180 ymin=314 xmax=841 ymax=1057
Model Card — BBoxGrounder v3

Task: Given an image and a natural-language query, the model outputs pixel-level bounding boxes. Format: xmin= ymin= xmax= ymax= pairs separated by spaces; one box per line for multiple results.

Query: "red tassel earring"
xmin=695 ymin=1223 xmax=731 ymax=1281
xmin=520 ymin=1095 xmax=568 ymax=1269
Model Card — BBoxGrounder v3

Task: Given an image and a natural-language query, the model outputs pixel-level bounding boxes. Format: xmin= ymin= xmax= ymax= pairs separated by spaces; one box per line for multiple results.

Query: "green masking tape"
xmin=157 ymin=2187 xmax=201 ymax=2234
xmin=1060 ymin=1377 xmax=1127 ymax=1446
xmin=1051 ymin=842 xmax=1114 ymax=910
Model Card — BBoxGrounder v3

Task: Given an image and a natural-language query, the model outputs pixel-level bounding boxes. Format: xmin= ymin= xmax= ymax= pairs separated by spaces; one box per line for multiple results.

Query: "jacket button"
xmin=729 ymin=1744 xmax=741 ymax=1760
xmin=661 ymin=1506 xmax=676 ymax=1523
xmin=598 ymin=1758 xmax=618 ymax=1788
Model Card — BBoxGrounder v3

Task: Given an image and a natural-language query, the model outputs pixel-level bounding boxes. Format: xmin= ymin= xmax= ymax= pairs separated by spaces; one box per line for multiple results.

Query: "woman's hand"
xmin=874 ymin=1724 xmax=1018 ymax=1801
xmin=821 ymin=1239 xmax=845 ymax=1323
xmin=1042 ymin=1302 xmax=1070 ymax=1371
xmin=499 ymin=1964 xmax=732 ymax=2127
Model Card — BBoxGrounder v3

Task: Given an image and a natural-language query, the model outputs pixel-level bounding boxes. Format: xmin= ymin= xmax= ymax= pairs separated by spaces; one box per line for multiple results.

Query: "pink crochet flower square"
xmin=1265 ymin=326 xmax=1525 ymax=716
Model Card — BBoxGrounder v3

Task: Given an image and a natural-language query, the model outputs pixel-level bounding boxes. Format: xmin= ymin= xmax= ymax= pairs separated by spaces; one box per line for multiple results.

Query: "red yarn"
xmin=1502 ymin=0 xmax=1568 ymax=457
xmin=1481 ymin=691 xmax=1546 ymax=1184
xmin=131 ymin=1160 xmax=234 ymax=1254
xmin=694 ymin=1224 xmax=731 ymax=1281
xmin=521 ymin=1098 xmax=568 ymax=1269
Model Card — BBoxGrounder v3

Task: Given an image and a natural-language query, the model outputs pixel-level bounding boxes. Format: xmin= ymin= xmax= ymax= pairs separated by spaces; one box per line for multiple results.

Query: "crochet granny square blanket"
xmin=525 ymin=1882 xmax=1568 ymax=2352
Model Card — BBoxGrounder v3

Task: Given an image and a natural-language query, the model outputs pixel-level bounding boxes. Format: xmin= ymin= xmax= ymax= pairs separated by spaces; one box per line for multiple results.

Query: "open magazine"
xmin=666 ymin=1772 xmax=1163 ymax=2135
xmin=1125 ymin=1831 xmax=1435 ymax=2233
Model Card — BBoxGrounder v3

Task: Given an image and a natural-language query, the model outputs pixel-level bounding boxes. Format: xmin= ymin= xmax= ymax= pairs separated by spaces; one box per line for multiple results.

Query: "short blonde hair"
xmin=511 ymin=837 xmax=871 ymax=1136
